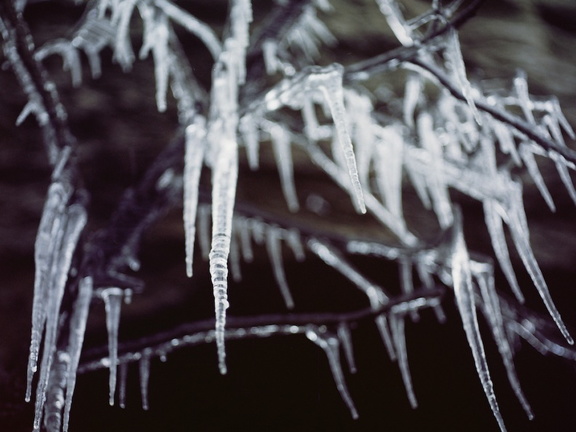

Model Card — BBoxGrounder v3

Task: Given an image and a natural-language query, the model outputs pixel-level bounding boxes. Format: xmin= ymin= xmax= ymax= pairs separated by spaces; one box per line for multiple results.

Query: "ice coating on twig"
xmin=184 ymin=118 xmax=207 ymax=277
xmin=306 ymin=328 xmax=359 ymax=419
xmin=101 ymin=287 xmax=124 ymax=406
xmin=450 ymin=212 xmax=507 ymax=432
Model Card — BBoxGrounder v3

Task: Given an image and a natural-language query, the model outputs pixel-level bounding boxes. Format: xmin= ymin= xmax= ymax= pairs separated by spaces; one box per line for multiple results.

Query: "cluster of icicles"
xmin=5 ymin=0 xmax=576 ymax=431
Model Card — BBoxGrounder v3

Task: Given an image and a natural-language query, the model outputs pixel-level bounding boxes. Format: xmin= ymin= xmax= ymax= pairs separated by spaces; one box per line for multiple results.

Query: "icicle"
xmin=317 ymin=66 xmax=366 ymax=214
xmin=513 ymin=71 xmax=536 ymax=125
xmin=345 ymin=90 xmax=375 ymax=189
xmin=475 ymin=271 xmax=533 ymax=419
xmin=301 ymin=97 xmax=321 ymax=141
xmin=239 ymin=114 xmax=260 ymax=170
xmin=265 ymin=225 xmax=295 ymax=309
xmin=506 ymin=182 xmax=573 ymax=344
xmin=444 ymin=28 xmax=480 ymax=123
xmin=139 ymin=351 xmax=152 ymax=410
xmin=27 ymin=183 xmax=70 ymax=401
xmin=403 ymin=73 xmax=421 ymax=126
xmin=519 ymin=144 xmax=555 ymax=211
xmin=197 ymin=204 xmax=211 ymax=260
xmin=337 ymin=323 xmax=357 ymax=374
xmin=268 ymin=123 xmax=299 ymax=212
xmin=550 ymin=152 xmax=576 ymax=205
xmin=62 ymin=276 xmax=94 ymax=432
xmin=236 ymin=217 xmax=254 ymax=262
xmin=139 ymin=8 xmax=170 ymax=112
xmin=450 ymin=211 xmax=507 ymax=432
xmin=492 ymin=120 xmax=521 ymax=166
xmin=155 ymin=0 xmax=222 ymax=59
xmin=229 ymin=229 xmax=242 ymax=283
xmin=43 ymin=351 xmax=69 ymax=432
xmin=209 ymin=137 xmax=238 ymax=375
xmin=184 ymin=118 xmax=207 ymax=277
xmin=285 ymin=228 xmax=305 ymax=262
xmin=375 ymin=0 xmax=413 ymax=46
xmin=483 ymin=199 xmax=524 ymax=302
xmin=390 ymin=314 xmax=417 ymax=408
xmin=376 ymin=314 xmax=397 ymax=361
xmin=398 ymin=257 xmax=419 ymax=321
xmin=417 ymin=113 xmax=453 ymax=228
xmin=374 ymin=125 xmax=405 ymax=225
xmin=112 ymin=0 xmax=137 ymax=71
xmin=32 ymin=202 xmax=86 ymax=432
xmin=101 ymin=287 xmax=124 ymax=406
xmin=118 ymin=362 xmax=128 ymax=409
xmin=306 ymin=329 xmax=359 ymax=419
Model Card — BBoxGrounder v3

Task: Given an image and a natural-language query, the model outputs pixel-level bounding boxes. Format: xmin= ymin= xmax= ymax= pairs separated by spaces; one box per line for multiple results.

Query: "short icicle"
xmin=306 ymin=328 xmax=359 ymax=420
xmin=101 ymin=287 xmax=124 ymax=406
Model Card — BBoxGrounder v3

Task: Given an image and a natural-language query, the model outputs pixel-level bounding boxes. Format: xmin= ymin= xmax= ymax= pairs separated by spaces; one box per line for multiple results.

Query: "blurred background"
xmin=1 ymin=0 xmax=576 ymax=431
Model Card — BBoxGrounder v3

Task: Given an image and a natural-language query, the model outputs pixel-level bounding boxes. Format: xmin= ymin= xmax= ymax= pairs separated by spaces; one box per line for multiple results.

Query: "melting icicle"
xmin=265 ymin=226 xmax=295 ymax=309
xmin=483 ymin=199 xmax=524 ymax=303
xmin=390 ymin=314 xmax=417 ymax=408
xmin=306 ymin=329 xmax=359 ymax=419
xmin=519 ymin=144 xmax=555 ymax=211
xmin=101 ymin=287 xmax=124 ymax=406
xmin=62 ymin=276 xmax=93 ymax=432
xmin=268 ymin=123 xmax=299 ymax=212
xmin=139 ymin=351 xmax=152 ymax=411
xmin=184 ymin=118 xmax=207 ymax=277
xmin=337 ymin=323 xmax=357 ymax=374
xmin=450 ymin=212 xmax=507 ymax=432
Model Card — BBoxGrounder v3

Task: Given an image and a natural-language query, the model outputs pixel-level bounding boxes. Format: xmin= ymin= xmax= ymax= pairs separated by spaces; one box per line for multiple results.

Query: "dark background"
xmin=1 ymin=0 xmax=576 ymax=431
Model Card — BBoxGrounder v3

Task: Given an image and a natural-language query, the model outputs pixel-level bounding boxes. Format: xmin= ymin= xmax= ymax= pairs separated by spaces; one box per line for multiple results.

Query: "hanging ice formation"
xmin=4 ymin=0 xmax=576 ymax=431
